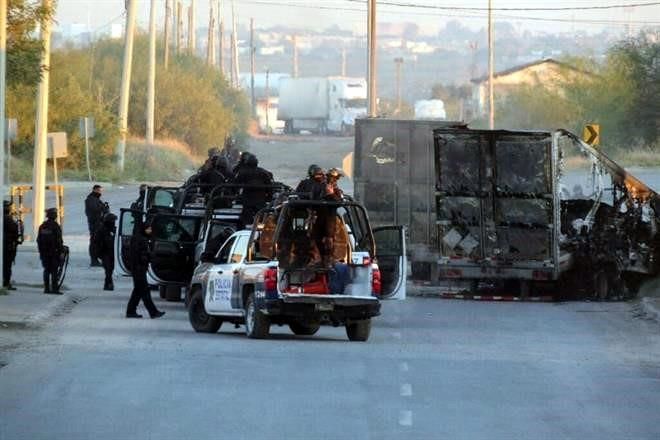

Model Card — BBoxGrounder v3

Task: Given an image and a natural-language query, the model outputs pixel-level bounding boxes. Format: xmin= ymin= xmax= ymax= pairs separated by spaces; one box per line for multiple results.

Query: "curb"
xmin=439 ymin=292 xmax=554 ymax=302
xmin=640 ymin=297 xmax=660 ymax=322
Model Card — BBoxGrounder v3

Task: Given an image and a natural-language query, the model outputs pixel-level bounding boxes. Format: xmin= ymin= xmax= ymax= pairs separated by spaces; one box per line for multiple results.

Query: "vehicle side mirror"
xmin=200 ymin=251 xmax=216 ymax=263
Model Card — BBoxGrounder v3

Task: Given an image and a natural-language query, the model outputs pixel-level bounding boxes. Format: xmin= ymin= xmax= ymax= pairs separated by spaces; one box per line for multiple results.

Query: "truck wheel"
xmin=346 ymin=319 xmax=371 ymax=342
xmin=188 ymin=289 xmax=222 ymax=333
xmin=245 ymin=293 xmax=270 ymax=339
xmin=165 ymin=285 xmax=181 ymax=302
xmin=289 ymin=321 xmax=320 ymax=336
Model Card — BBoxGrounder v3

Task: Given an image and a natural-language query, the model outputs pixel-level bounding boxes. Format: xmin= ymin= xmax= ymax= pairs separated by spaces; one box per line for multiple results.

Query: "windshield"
xmin=343 ymin=98 xmax=367 ymax=109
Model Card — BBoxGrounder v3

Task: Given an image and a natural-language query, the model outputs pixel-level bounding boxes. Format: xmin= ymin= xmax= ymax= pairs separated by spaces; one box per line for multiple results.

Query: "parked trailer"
xmin=278 ymin=77 xmax=367 ymax=135
xmin=354 ymin=118 xmax=660 ymax=299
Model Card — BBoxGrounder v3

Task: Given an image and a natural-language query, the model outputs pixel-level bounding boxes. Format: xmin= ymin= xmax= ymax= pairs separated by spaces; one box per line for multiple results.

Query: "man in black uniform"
xmin=296 ymin=164 xmax=327 ymax=200
xmin=92 ymin=212 xmax=117 ymax=291
xmin=37 ymin=208 xmax=64 ymax=294
xmin=85 ymin=184 xmax=108 ymax=267
xmin=125 ymin=221 xmax=165 ymax=319
xmin=3 ymin=201 xmax=19 ymax=290
xmin=233 ymin=153 xmax=274 ymax=228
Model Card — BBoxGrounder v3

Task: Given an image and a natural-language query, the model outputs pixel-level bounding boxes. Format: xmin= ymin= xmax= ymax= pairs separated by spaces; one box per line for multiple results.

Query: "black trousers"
xmin=41 ymin=255 xmax=60 ymax=291
xmin=101 ymin=253 xmax=115 ymax=286
xmin=126 ymin=270 xmax=158 ymax=316
xmin=3 ymin=246 xmax=16 ymax=286
xmin=88 ymin=221 xmax=100 ymax=263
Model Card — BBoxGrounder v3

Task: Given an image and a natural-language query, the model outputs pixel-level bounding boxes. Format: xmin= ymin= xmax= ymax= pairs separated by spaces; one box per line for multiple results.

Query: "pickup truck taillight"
xmin=264 ymin=267 xmax=278 ymax=294
xmin=371 ymin=267 xmax=382 ymax=296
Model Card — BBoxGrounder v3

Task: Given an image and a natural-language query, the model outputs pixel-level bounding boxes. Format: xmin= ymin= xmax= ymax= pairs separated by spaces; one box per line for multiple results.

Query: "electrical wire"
xmin=344 ymin=0 xmax=660 ymax=12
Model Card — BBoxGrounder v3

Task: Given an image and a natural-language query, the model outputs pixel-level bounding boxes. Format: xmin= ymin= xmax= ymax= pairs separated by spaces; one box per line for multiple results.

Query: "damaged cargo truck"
xmin=354 ymin=119 xmax=660 ymax=299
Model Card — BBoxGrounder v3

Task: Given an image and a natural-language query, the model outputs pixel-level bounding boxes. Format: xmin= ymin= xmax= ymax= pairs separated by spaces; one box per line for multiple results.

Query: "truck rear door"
xmin=434 ymin=130 xmax=554 ymax=265
xmin=373 ymin=226 xmax=407 ymax=300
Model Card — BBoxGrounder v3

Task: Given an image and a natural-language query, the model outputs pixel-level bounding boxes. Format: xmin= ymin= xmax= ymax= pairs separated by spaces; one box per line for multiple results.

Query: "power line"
xmin=344 ymin=0 xmax=660 ymax=12
xmin=238 ymin=0 xmax=660 ymax=26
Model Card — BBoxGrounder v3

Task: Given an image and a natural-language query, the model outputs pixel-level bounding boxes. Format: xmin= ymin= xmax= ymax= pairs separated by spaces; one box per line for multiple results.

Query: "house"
xmin=470 ymin=58 xmax=593 ymax=117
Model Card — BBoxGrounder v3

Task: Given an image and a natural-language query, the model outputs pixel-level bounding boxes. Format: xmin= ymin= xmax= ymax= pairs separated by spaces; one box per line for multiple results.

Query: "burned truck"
xmin=353 ymin=118 xmax=659 ymax=299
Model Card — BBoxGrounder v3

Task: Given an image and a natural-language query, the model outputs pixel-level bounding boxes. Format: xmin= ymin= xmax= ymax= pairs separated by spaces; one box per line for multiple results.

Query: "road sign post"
xmin=583 ymin=124 xmax=600 ymax=146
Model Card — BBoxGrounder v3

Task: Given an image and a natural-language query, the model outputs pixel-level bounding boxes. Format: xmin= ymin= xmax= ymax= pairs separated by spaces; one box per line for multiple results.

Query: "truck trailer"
xmin=278 ymin=77 xmax=367 ymax=135
xmin=353 ymin=118 xmax=660 ymax=299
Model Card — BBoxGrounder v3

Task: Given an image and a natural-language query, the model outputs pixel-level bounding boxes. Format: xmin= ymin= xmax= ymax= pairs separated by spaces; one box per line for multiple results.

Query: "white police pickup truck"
xmin=186 ymin=197 xmax=406 ymax=341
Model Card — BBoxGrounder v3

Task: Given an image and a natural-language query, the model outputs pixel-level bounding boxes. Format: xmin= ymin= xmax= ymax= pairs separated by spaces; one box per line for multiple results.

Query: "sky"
xmin=54 ymin=0 xmax=660 ymax=36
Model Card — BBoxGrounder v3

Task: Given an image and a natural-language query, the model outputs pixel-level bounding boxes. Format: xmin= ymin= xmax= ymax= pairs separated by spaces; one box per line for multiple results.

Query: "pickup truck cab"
xmin=187 ymin=197 xmax=406 ymax=341
xmin=116 ymin=183 xmax=286 ymax=301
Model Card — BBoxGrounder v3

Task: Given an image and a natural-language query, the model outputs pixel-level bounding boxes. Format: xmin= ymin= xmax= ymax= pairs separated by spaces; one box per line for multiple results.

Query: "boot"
xmin=103 ymin=280 xmax=114 ymax=291
xmin=43 ymin=273 xmax=51 ymax=294
xmin=50 ymin=274 xmax=62 ymax=294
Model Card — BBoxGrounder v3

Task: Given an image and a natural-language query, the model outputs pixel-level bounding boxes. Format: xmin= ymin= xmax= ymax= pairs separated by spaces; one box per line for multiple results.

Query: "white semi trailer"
xmin=277 ymin=77 xmax=367 ymax=135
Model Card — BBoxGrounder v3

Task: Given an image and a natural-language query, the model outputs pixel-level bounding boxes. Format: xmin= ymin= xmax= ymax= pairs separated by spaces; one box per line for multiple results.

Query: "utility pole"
xmin=488 ymin=0 xmax=494 ymax=129
xmin=367 ymin=0 xmax=377 ymax=117
xmin=394 ymin=57 xmax=403 ymax=115
xmin=233 ymin=0 xmax=239 ymax=85
xmin=190 ymin=0 xmax=196 ymax=53
xmin=187 ymin=5 xmax=192 ymax=53
xmin=0 ymin=0 xmax=7 ymax=270
xmin=117 ymin=0 xmax=137 ymax=172
xmin=33 ymin=0 xmax=53 ymax=235
xmin=341 ymin=47 xmax=347 ymax=76
xmin=265 ymin=68 xmax=270 ymax=132
xmin=218 ymin=0 xmax=224 ymax=74
xmin=250 ymin=18 xmax=256 ymax=117
xmin=291 ymin=34 xmax=298 ymax=78
xmin=146 ymin=0 xmax=156 ymax=144
xmin=176 ymin=0 xmax=183 ymax=55
xmin=207 ymin=2 xmax=215 ymax=65
xmin=164 ymin=0 xmax=171 ymax=69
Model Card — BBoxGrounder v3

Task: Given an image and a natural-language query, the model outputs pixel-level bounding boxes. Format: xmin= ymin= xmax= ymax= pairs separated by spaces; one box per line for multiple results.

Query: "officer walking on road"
xmin=92 ymin=212 xmax=117 ymax=291
xmin=85 ymin=184 xmax=108 ymax=267
xmin=3 ymin=201 xmax=20 ymax=290
xmin=125 ymin=220 xmax=165 ymax=319
xmin=37 ymin=208 xmax=64 ymax=295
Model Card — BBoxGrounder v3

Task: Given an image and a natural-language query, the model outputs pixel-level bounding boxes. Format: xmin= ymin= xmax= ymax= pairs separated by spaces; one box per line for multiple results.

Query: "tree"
xmin=7 ymin=0 xmax=53 ymax=87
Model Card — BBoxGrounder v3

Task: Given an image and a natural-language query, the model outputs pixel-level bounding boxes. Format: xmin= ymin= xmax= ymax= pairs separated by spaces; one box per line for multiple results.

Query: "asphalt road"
xmin=2 ymin=139 xmax=660 ymax=439
xmin=1 ymin=248 xmax=659 ymax=439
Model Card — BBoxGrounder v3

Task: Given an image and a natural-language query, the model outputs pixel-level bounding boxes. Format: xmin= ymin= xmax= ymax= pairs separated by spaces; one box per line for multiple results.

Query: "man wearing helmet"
xmin=234 ymin=152 xmax=274 ymax=228
xmin=296 ymin=164 xmax=326 ymax=200
xmin=37 ymin=208 xmax=64 ymax=294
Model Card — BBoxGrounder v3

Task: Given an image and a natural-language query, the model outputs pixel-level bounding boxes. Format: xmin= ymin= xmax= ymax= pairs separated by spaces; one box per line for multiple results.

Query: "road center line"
xmin=392 ymin=331 xmax=402 ymax=339
xmin=399 ymin=362 xmax=409 ymax=372
xmin=400 ymin=383 xmax=412 ymax=397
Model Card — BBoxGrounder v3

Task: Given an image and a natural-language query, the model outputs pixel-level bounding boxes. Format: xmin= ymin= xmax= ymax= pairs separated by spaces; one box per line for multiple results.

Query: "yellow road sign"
xmin=583 ymin=124 xmax=600 ymax=146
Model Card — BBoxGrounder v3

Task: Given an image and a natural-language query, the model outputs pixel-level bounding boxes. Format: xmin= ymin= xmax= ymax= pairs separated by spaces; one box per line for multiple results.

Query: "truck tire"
xmin=289 ymin=321 xmax=320 ymax=336
xmin=188 ymin=289 xmax=222 ymax=333
xmin=244 ymin=293 xmax=270 ymax=339
xmin=165 ymin=285 xmax=181 ymax=302
xmin=346 ymin=319 xmax=371 ymax=342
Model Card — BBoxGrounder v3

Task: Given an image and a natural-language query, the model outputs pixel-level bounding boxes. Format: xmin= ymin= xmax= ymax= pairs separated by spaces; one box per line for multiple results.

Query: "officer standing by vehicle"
xmin=3 ymin=201 xmax=19 ymax=290
xmin=85 ymin=184 xmax=108 ymax=267
xmin=233 ymin=153 xmax=274 ymax=228
xmin=125 ymin=221 xmax=165 ymax=319
xmin=92 ymin=212 xmax=117 ymax=291
xmin=37 ymin=208 xmax=64 ymax=294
